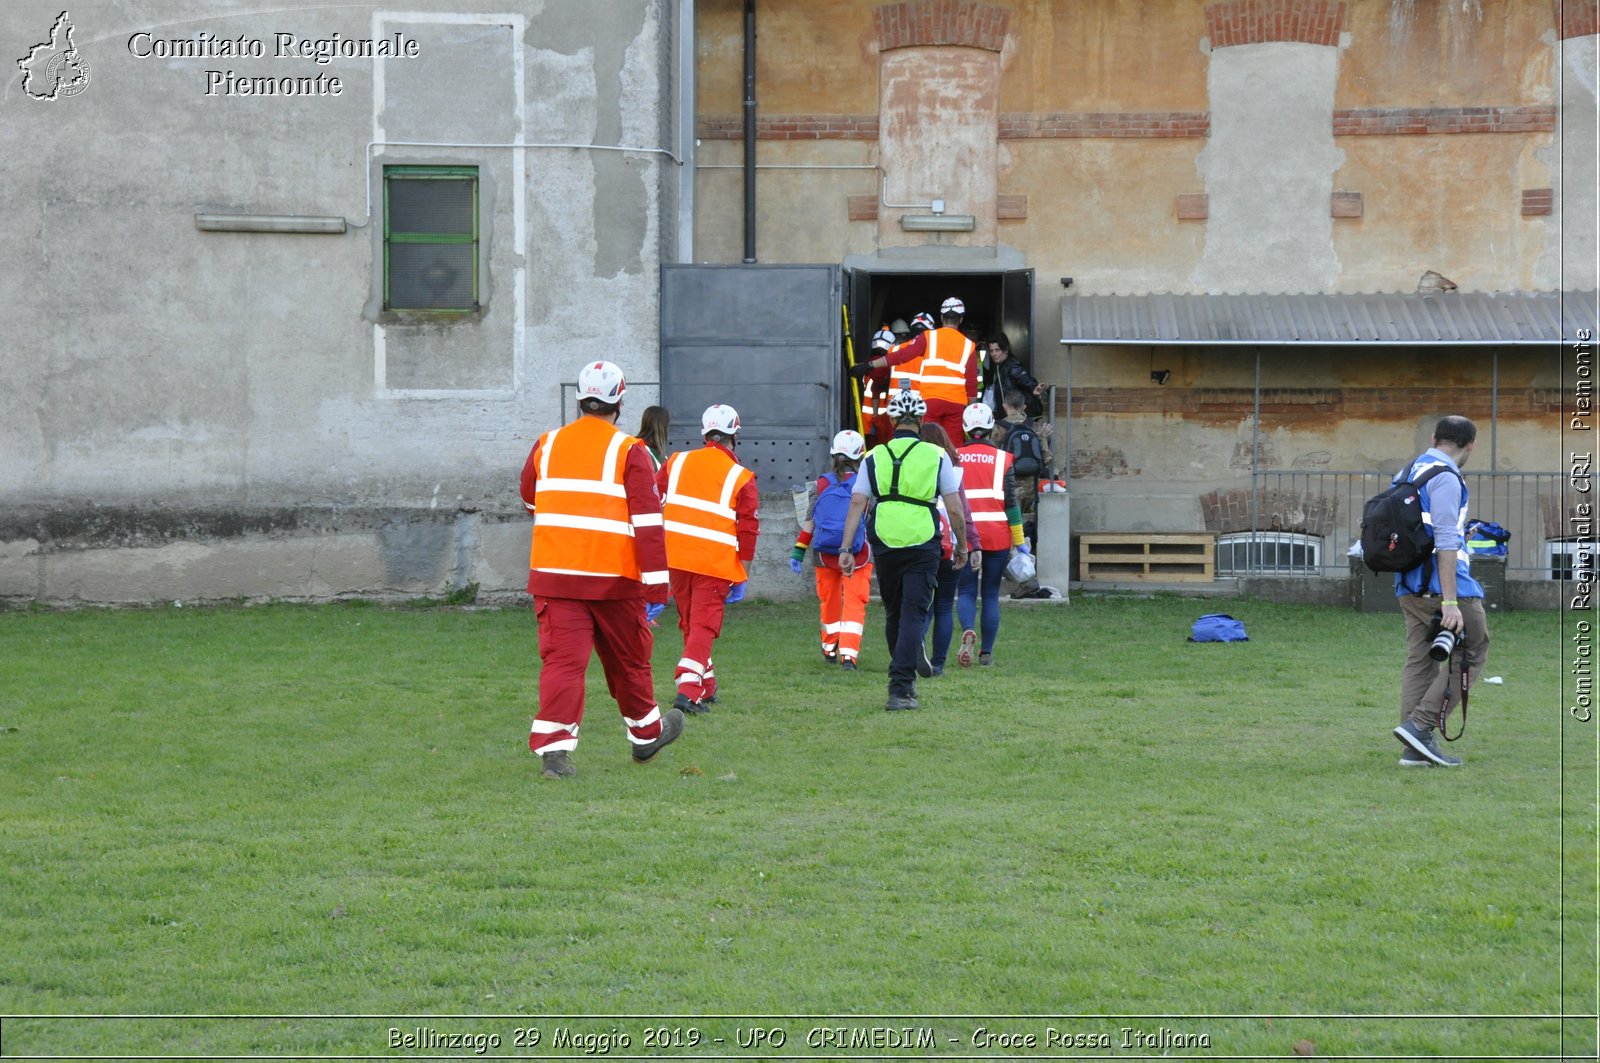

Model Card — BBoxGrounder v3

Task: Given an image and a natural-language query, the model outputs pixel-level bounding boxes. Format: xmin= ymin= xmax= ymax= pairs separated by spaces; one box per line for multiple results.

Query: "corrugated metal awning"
xmin=1059 ymin=290 xmax=1599 ymax=346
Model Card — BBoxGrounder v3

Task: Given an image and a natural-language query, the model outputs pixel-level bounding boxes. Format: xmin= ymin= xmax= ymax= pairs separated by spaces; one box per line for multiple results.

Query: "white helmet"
xmin=941 ymin=296 xmax=966 ymax=316
xmin=962 ymin=402 xmax=995 ymax=434
xmin=871 ymin=327 xmax=895 ymax=352
xmin=887 ymin=387 xmax=927 ymax=421
xmin=890 ymin=318 xmax=910 ymax=336
xmin=830 ymin=429 xmax=866 ymax=461
xmin=576 ymin=360 xmax=627 ymax=404
xmin=701 ymin=403 xmax=741 ymax=437
xmin=910 ymin=312 xmax=935 ymax=332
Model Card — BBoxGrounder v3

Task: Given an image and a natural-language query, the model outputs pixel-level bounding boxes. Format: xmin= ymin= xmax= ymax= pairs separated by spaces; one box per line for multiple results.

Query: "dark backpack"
xmin=1004 ymin=422 xmax=1044 ymax=478
xmin=811 ymin=472 xmax=866 ymax=555
xmin=1360 ymin=465 xmax=1461 ymax=574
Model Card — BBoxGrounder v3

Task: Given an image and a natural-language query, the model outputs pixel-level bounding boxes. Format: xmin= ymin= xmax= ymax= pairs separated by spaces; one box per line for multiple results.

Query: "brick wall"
xmin=875 ymin=0 xmax=1010 ymax=52
xmin=1063 ymin=387 xmax=1563 ymax=419
xmin=696 ymin=114 xmax=880 ymax=141
xmin=1332 ymin=106 xmax=1557 ymax=136
xmin=1205 ymin=0 xmax=1346 ymax=48
xmin=699 ymin=107 xmax=1551 ymax=141
xmin=1201 ymin=487 xmax=1339 ymax=536
xmin=1557 ymin=0 xmax=1600 ymax=39
xmin=999 ymin=112 xmax=1210 ymax=139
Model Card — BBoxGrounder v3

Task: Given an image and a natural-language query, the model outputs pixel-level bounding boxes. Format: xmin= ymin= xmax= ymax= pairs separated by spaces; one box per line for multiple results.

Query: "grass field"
xmin=0 ymin=595 xmax=1594 ymax=1059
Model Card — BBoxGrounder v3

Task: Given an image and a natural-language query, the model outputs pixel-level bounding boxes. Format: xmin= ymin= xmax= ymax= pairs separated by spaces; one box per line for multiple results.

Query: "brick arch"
xmin=1558 ymin=0 xmax=1599 ymax=39
xmin=875 ymin=1 xmax=1010 ymax=53
xmin=1204 ymin=0 xmax=1347 ymax=49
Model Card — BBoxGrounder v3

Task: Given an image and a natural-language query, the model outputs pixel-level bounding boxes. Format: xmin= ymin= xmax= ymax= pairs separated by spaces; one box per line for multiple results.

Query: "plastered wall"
xmin=692 ymin=0 xmax=1591 ymax=549
xmin=1 ymin=0 xmax=678 ymax=603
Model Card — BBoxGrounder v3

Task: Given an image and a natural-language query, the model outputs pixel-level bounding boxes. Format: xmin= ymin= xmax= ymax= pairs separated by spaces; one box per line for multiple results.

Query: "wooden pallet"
xmin=1079 ymin=532 xmax=1216 ymax=583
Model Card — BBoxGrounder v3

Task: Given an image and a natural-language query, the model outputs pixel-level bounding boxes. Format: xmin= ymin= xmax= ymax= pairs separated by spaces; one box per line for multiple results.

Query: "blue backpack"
xmin=1188 ymin=614 xmax=1248 ymax=643
xmin=812 ymin=472 xmax=866 ymax=555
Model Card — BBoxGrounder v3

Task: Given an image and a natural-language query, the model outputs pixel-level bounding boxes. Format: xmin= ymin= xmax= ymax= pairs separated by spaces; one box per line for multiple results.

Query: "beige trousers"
xmin=1398 ymin=594 xmax=1490 ymax=731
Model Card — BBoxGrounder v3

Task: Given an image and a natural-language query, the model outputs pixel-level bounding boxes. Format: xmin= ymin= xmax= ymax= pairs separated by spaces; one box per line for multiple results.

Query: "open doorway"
xmin=843 ymin=267 xmax=1034 ymax=428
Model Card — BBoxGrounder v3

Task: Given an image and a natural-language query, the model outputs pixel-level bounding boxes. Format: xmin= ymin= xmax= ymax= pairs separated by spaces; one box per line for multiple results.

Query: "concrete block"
xmin=1035 ymin=492 xmax=1071 ymax=598
xmin=473 ymin=519 xmax=534 ymax=595
xmin=0 ymin=539 xmax=43 ymax=599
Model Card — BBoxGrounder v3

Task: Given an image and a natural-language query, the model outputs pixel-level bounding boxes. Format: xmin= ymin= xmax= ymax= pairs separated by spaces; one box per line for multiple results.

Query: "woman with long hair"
xmin=918 ymin=421 xmax=977 ymax=676
xmin=635 ymin=405 xmax=671 ymax=470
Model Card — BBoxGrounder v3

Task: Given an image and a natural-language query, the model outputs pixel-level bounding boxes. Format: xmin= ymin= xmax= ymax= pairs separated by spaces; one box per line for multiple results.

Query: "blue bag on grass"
xmin=1188 ymin=614 xmax=1247 ymax=643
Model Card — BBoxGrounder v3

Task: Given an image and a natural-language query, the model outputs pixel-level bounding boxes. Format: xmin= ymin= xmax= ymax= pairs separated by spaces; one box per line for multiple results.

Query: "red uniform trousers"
xmin=864 ymin=413 xmax=894 ymax=450
xmin=670 ymin=570 xmax=732 ymax=702
xmin=924 ymin=398 xmax=968 ymax=446
xmin=529 ymin=596 xmax=665 ymax=755
xmin=816 ymin=561 xmax=873 ymax=663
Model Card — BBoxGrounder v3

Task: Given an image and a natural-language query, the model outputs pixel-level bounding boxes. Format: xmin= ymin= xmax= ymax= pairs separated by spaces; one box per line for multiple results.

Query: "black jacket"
xmin=985 ymin=357 xmax=1042 ymax=418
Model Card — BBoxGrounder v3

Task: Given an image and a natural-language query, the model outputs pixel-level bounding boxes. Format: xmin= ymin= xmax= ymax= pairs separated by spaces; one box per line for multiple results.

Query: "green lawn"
xmin=0 ymin=596 xmax=1593 ymax=1058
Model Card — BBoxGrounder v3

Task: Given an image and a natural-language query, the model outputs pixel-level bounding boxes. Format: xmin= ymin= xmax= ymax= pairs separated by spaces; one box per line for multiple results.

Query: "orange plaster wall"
xmin=998 ymin=0 xmax=1209 ymax=113
xmin=1330 ymin=133 xmax=1554 ymax=292
xmin=1336 ymin=0 xmax=1556 ymax=109
xmin=696 ymin=0 xmax=882 ymax=115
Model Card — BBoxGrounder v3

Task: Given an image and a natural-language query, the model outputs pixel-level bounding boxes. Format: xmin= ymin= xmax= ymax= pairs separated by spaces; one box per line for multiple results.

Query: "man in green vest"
xmin=839 ymin=385 xmax=970 ymax=711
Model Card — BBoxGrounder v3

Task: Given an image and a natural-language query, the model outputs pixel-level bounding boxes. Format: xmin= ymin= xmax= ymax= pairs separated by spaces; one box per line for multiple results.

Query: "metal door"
xmin=660 ymin=263 xmax=842 ymax=491
xmin=1002 ymin=268 xmax=1035 ymax=369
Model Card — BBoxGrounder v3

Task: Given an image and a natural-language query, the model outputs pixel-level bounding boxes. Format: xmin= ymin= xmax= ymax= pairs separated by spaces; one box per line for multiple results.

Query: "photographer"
xmin=1392 ymin=415 xmax=1490 ymax=767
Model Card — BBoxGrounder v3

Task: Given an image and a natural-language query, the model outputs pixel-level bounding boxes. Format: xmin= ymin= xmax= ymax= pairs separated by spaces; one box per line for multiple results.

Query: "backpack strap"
xmin=880 ymin=438 xmax=939 ymax=511
xmin=1405 ymin=463 xmax=1464 ymax=589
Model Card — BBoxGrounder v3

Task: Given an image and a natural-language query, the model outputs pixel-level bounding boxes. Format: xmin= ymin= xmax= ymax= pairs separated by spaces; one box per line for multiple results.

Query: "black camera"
xmin=1427 ymin=612 xmax=1460 ymax=662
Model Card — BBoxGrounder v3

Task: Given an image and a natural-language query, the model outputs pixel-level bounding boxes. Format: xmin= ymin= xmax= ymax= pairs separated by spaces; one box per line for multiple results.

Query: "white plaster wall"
xmin=0 ymin=0 xmax=669 ymax=512
xmin=1193 ymin=42 xmax=1346 ymax=294
xmin=1534 ymin=32 xmax=1598 ymax=291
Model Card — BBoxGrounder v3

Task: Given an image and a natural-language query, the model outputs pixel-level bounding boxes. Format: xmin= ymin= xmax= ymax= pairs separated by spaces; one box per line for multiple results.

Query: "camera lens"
xmin=1428 ymin=627 xmax=1457 ymax=662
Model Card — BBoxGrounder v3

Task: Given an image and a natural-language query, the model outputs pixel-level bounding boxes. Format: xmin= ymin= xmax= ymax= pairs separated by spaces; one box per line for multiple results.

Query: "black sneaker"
xmin=633 ymin=707 xmax=686 ymax=762
xmin=915 ymin=644 xmax=934 ymax=678
xmin=930 ymin=665 xmax=944 ymax=677
xmin=539 ymin=750 xmax=576 ymax=779
xmin=1399 ymin=746 xmax=1433 ymax=768
xmin=673 ymin=691 xmax=709 ymax=715
xmin=1393 ymin=720 xmax=1461 ymax=767
xmin=884 ymin=693 xmax=919 ymax=711
xmin=978 ymin=652 xmax=993 ymax=667
xmin=839 ymin=658 xmax=858 ymax=671
xmin=823 ymin=650 xmax=838 ymax=664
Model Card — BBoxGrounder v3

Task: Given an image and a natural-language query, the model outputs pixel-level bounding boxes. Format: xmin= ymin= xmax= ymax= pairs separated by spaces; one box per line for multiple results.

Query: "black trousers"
xmin=872 ymin=541 xmax=940 ymax=696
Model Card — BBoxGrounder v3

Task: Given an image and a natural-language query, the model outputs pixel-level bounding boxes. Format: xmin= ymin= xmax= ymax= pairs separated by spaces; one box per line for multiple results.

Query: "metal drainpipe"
xmin=742 ymin=0 xmax=756 ymax=263
xmin=1062 ymin=347 xmax=1072 ymax=491
xmin=1491 ymin=349 xmax=1499 ymax=471
xmin=1249 ymin=346 xmax=1261 ymax=574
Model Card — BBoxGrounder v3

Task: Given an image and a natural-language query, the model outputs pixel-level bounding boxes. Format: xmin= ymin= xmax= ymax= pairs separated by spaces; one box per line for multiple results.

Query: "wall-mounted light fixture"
xmin=900 ymin=213 xmax=976 ymax=232
xmin=194 ymin=213 xmax=347 ymax=234
xmin=1151 ymin=369 xmax=1172 ymax=385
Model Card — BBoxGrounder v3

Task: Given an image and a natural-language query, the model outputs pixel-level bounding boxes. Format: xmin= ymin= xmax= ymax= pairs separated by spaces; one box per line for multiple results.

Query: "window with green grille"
xmin=383 ymin=166 xmax=479 ymax=312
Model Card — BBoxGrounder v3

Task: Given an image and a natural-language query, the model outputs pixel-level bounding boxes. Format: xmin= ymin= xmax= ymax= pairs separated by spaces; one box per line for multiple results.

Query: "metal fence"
xmin=1236 ymin=470 xmax=1582 ymax=579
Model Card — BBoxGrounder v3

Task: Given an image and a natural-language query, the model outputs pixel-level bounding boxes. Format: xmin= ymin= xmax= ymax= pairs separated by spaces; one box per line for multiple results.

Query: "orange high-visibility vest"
xmin=958 ymin=442 xmax=1014 ymax=551
xmin=885 ymin=336 xmax=924 ymax=391
xmin=661 ymin=446 xmax=755 ymax=581
xmin=917 ymin=327 xmax=975 ymax=406
xmin=528 ymin=416 xmax=658 ymax=582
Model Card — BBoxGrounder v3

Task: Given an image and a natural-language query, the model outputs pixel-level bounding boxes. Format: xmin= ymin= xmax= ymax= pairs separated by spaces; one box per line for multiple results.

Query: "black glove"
xmin=848 ymin=361 xmax=872 ymax=380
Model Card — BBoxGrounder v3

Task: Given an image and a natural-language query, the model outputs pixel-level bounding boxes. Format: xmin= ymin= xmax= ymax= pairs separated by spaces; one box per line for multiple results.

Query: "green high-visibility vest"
xmin=867 ymin=436 xmax=942 ymax=548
